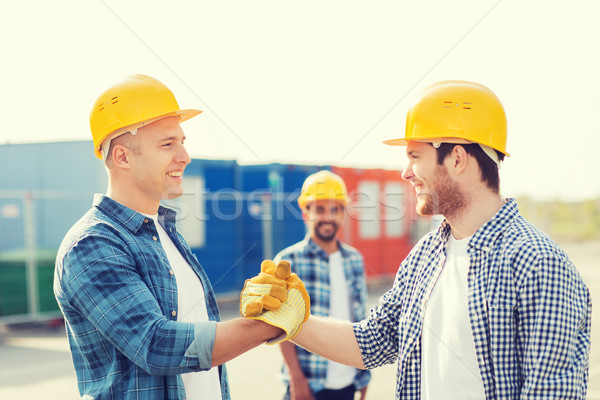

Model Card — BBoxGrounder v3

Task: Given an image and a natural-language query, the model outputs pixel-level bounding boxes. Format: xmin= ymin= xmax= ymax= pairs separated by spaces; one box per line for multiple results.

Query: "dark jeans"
xmin=284 ymin=384 xmax=356 ymax=400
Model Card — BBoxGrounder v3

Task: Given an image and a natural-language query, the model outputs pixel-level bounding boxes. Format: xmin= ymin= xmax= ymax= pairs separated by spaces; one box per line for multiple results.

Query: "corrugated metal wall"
xmin=164 ymin=159 xmax=245 ymax=294
xmin=332 ymin=166 xmax=417 ymax=279
xmin=238 ymin=164 xmax=329 ymax=281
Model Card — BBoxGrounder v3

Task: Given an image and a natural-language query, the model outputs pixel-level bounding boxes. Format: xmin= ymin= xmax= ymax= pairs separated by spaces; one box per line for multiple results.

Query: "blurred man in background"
xmin=274 ymin=171 xmax=370 ymax=400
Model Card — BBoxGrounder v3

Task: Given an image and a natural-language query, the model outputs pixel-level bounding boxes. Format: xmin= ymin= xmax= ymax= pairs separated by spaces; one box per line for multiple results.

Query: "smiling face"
xmin=304 ymin=199 xmax=345 ymax=244
xmin=111 ymin=116 xmax=191 ymax=213
xmin=133 ymin=116 xmax=190 ymax=200
xmin=401 ymin=141 xmax=467 ymax=217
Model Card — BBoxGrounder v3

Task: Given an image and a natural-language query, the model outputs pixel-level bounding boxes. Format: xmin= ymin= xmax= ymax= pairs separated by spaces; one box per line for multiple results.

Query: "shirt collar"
xmin=157 ymin=205 xmax=178 ymax=231
xmin=436 ymin=198 xmax=519 ymax=251
xmin=93 ymin=194 xmax=178 ymax=233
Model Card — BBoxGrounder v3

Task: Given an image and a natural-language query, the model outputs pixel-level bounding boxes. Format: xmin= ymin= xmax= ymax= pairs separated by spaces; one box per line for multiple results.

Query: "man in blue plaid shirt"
xmin=283 ymin=81 xmax=592 ymax=399
xmin=54 ymin=75 xmax=285 ymax=399
xmin=275 ymin=170 xmax=371 ymax=400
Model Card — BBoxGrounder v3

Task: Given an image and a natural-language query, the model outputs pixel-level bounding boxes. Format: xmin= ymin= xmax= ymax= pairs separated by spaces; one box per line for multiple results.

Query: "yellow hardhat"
xmin=384 ymin=80 xmax=509 ymax=157
xmin=297 ymin=170 xmax=350 ymax=210
xmin=89 ymin=74 xmax=202 ymax=159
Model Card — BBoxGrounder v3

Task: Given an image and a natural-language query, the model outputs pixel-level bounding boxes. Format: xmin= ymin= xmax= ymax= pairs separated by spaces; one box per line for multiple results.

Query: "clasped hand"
xmin=240 ymin=260 xmax=310 ymax=344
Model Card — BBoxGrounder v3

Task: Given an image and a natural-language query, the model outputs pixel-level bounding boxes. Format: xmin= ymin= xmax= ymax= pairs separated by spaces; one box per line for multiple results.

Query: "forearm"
xmin=359 ymin=385 xmax=368 ymax=400
xmin=292 ymin=316 xmax=365 ymax=369
xmin=211 ymin=318 xmax=282 ymax=367
xmin=280 ymin=341 xmax=305 ymax=379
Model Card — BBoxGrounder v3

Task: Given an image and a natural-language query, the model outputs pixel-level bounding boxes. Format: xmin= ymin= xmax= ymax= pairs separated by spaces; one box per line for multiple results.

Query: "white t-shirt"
xmin=421 ymin=234 xmax=485 ymax=400
xmin=148 ymin=215 xmax=222 ymax=400
xmin=324 ymin=251 xmax=356 ymax=390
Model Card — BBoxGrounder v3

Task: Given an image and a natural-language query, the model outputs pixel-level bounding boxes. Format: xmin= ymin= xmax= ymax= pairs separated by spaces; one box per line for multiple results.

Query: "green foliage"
xmin=516 ymin=197 xmax=600 ymax=242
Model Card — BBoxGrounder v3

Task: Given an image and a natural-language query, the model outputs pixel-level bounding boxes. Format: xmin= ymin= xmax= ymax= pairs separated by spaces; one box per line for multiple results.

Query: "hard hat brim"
xmin=177 ymin=109 xmax=203 ymax=123
xmin=94 ymin=108 xmax=203 ymax=159
xmin=383 ymin=137 xmax=471 ymax=146
xmin=298 ymin=196 xmax=350 ymax=210
xmin=382 ymin=136 xmax=510 ymax=157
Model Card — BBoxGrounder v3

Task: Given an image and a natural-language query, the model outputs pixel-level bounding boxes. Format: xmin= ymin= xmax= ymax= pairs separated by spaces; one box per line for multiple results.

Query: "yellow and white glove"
xmin=240 ymin=259 xmax=290 ymax=317
xmin=240 ymin=259 xmax=310 ymax=344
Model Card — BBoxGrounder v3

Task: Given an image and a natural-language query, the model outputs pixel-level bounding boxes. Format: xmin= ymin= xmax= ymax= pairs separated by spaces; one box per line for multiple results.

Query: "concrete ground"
xmin=0 ymin=240 xmax=598 ymax=399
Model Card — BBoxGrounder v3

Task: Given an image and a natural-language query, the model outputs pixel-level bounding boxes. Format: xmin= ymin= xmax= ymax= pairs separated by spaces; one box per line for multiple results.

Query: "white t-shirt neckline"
xmin=325 ymin=250 xmax=356 ymax=390
xmin=144 ymin=214 xmax=222 ymax=400
xmin=421 ymin=234 xmax=485 ymax=400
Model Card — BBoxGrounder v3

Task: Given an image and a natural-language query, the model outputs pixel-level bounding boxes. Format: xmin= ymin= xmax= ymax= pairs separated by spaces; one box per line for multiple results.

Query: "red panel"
xmin=332 ymin=166 xmax=417 ymax=280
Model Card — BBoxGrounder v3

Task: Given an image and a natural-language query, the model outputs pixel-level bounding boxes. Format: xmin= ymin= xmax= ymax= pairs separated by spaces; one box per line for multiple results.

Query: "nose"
xmin=324 ymin=210 xmax=336 ymax=221
xmin=401 ymin=162 xmax=414 ymax=181
xmin=177 ymin=143 xmax=191 ymax=165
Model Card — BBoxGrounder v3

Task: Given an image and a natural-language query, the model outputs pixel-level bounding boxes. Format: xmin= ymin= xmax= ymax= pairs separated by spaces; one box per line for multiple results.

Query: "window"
xmin=356 ymin=180 xmax=380 ymax=239
xmin=383 ymin=182 xmax=405 ymax=238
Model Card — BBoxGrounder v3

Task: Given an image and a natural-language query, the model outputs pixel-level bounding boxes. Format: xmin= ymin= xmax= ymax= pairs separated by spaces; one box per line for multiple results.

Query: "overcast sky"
xmin=2 ymin=0 xmax=599 ymax=201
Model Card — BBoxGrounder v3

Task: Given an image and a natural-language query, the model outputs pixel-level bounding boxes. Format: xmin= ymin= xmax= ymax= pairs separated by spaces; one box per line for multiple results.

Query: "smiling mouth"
xmin=167 ymin=171 xmax=183 ymax=178
xmin=318 ymin=222 xmax=336 ymax=230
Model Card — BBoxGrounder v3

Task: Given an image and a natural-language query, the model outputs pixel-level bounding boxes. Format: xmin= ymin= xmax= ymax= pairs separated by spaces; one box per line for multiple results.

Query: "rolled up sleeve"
xmin=184 ymin=321 xmax=217 ymax=370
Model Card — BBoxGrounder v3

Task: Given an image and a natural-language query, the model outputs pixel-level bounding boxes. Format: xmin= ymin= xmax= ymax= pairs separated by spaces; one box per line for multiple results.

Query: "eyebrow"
xmin=159 ymin=135 xmax=186 ymax=143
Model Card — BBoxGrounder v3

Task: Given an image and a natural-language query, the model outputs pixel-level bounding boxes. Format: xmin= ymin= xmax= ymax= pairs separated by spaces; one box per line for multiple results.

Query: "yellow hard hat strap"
xmin=100 ymin=128 xmax=138 ymax=162
xmin=430 ymin=140 xmax=501 ymax=168
xmin=478 ymin=144 xmax=501 ymax=168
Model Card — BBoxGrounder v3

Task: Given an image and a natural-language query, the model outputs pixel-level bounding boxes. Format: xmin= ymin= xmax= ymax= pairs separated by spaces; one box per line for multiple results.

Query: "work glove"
xmin=240 ymin=259 xmax=310 ymax=344
xmin=240 ymin=259 xmax=290 ymax=317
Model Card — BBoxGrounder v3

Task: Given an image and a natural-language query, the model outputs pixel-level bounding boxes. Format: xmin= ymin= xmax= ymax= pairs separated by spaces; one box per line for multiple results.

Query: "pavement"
xmin=0 ymin=279 xmax=397 ymax=399
xmin=0 ymin=241 xmax=598 ymax=399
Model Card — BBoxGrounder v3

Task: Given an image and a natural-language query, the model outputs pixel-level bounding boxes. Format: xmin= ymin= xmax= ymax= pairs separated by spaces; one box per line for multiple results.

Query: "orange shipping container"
xmin=333 ymin=167 xmax=418 ymax=281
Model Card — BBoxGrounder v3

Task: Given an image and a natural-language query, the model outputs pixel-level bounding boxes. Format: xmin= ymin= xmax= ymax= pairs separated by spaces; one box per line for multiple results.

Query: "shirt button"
xmin=169 ymin=270 xmax=174 ymax=275
xmin=153 ymin=236 xmax=157 ymax=241
xmin=172 ymin=310 xmax=177 ymax=317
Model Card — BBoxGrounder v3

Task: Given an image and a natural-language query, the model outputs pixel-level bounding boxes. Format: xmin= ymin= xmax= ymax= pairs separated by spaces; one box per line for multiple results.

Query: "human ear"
xmin=301 ymin=208 xmax=308 ymax=222
xmin=111 ymin=145 xmax=131 ymax=169
xmin=452 ymin=145 xmax=468 ymax=174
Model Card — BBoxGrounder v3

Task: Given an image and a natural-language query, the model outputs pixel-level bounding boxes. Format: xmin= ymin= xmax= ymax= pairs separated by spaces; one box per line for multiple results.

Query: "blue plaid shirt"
xmin=353 ymin=199 xmax=591 ymax=399
xmin=275 ymin=236 xmax=371 ymax=393
xmin=54 ymin=194 xmax=229 ymax=399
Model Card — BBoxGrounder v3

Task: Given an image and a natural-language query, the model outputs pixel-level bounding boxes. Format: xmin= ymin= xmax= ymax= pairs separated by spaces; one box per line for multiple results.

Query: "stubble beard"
xmin=417 ymin=165 xmax=468 ymax=218
xmin=314 ymin=222 xmax=339 ymax=242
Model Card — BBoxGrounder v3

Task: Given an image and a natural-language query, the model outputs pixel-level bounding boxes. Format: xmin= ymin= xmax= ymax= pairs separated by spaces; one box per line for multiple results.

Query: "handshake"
xmin=239 ymin=260 xmax=310 ymax=344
